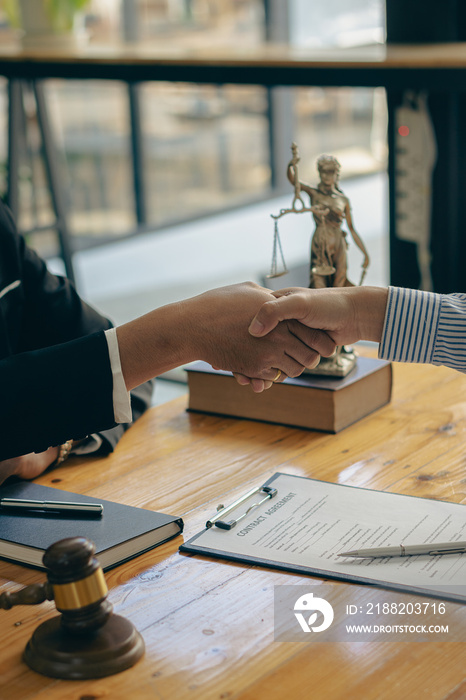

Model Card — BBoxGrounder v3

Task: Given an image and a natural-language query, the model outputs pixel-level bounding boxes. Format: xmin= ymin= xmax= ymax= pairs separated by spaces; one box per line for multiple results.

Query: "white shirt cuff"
xmin=104 ymin=328 xmax=132 ymax=424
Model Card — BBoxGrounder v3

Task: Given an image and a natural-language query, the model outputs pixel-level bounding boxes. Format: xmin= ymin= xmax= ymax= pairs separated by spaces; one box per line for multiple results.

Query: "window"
xmin=0 ymin=1 xmax=387 ymax=264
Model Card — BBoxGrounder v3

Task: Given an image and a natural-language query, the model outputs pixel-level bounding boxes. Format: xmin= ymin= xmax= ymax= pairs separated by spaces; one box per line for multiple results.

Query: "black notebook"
xmin=0 ymin=482 xmax=183 ymax=571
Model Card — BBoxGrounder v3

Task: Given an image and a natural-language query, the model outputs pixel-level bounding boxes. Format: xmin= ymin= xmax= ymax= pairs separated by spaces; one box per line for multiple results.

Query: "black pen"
xmin=0 ymin=497 xmax=103 ymax=516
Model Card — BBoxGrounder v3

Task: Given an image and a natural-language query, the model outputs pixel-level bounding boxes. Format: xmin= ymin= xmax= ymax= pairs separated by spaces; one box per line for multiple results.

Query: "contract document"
xmin=180 ymin=473 xmax=466 ymax=602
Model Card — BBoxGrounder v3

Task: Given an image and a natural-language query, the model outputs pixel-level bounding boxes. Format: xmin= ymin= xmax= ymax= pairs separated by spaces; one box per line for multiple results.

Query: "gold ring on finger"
xmin=272 ymin=369 xmax=282 ymax=382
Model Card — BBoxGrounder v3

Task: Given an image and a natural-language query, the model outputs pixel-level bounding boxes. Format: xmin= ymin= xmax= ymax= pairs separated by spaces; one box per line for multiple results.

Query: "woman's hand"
xmin=248 ymin=286 xmax=388 ymax=347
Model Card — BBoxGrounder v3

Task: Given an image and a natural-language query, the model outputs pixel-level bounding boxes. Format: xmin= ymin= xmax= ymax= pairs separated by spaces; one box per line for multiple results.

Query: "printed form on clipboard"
xmin=179 ymin=473 xmax=466 ymax=603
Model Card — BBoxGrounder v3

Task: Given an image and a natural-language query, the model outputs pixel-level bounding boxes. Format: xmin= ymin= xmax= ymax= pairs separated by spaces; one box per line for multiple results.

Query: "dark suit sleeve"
xmin=1 ymin=331 xmax=117 ymax=459
xmin=0 ymin=330 xmax=154 ymax=460
xmin=19 ymin=237 xmax=155 ymax=455
xmin=0 ymin=200 xmax=154 ymax=459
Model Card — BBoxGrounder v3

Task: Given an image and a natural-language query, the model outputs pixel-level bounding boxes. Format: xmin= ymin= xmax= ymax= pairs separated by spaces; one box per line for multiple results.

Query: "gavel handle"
xmin=0 ymin=582 xmax=53 ymax=609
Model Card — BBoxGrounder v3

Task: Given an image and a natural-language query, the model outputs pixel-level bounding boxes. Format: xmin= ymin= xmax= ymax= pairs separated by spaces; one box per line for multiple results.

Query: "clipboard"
xmin=180 ymin=473 xmax=466 ymax=603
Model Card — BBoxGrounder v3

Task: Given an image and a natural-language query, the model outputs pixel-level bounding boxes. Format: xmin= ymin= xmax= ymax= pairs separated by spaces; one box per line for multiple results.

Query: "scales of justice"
xmin=268 ymin=143 xmax=370 ymax=378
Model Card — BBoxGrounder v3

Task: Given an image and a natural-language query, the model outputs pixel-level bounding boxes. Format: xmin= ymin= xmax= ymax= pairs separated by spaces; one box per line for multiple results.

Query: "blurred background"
xmin=0 ymin=0 xmax=389 ymax=400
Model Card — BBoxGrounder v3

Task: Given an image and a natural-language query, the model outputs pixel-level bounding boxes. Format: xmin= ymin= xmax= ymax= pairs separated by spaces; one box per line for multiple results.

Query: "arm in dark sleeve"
xmin=20 ymin=238 xmax=154 ymax=450
xmin=0 ymin=200 xmax=154 ymax=457
xmin=0 ymin=331 xmax=117 ymax=460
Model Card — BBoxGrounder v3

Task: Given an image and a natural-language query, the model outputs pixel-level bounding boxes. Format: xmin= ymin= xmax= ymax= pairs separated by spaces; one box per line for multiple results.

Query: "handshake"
xmin=2 ymin=281 xmax=388 ymax=485
xmin=117 ymin=281 xmax=388 ymax=394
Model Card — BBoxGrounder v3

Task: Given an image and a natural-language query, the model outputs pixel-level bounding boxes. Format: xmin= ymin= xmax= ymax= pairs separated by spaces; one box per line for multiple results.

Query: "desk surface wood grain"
xmin=1 ymin=356 xmax=466 ymax=699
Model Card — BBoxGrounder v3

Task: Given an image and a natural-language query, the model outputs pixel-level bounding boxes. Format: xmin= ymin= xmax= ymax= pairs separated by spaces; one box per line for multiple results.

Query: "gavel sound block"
xmin=0 ymin=536 xmax=145 ymax=679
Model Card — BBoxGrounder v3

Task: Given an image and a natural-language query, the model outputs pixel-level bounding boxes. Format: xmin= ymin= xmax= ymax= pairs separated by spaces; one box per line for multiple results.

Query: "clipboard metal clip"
xmin=206 ymin=485 xmax=278 ymax=531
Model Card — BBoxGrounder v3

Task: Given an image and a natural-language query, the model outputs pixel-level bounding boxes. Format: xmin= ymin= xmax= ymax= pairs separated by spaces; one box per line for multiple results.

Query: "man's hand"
xmin=0 ymin=446 xmax=59 ymax=486
xmin=117 ymin=282 xmax=336 ymax=393
xmin=248 ymin=286 xmax=389 ymax=347
xmin=185 ymin=282 xmax=336 ymax=384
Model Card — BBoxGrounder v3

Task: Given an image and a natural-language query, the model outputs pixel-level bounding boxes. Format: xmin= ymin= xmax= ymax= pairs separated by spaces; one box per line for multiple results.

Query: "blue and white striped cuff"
xmin=379 ymin=286 xmax=441 ymax=365
xmin=432 ymin=293 xmax=466 ymax=372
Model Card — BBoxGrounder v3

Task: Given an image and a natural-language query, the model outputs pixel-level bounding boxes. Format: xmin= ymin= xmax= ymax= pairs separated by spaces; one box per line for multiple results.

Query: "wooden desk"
xmin=1 ymin=358 xmax=466 ymax=699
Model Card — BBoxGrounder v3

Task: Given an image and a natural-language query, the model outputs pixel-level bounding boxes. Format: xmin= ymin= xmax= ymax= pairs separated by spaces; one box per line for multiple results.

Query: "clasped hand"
xmin=0 ymin=283 xmax=339 ymax=484
xmin=190 ymin=282 xmax=336 ymax=393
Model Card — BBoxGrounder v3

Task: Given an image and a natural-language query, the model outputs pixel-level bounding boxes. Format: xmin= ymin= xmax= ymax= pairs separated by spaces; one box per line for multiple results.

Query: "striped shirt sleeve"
xmin=379 ymin=286 xmax=466 ymax=373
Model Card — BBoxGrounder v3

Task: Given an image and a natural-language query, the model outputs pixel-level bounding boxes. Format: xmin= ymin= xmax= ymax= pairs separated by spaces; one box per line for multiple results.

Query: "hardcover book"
xmin=0 ymin=481 xmax=183 ymax=571
xmin=187 ymin=357 xmax=392 ymax=433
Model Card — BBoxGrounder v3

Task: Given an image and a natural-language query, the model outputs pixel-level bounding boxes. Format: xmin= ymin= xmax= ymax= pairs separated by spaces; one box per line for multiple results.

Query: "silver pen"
xmin=338 ymin=541 xmax=466 ymax=558
xmin=0 ymin=497 xmax=103 ymax=516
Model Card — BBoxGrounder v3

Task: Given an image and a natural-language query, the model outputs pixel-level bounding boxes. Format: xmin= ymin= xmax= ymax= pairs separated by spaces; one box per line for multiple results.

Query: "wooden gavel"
xmin=0 ymin=536 xmax=144 ymax=680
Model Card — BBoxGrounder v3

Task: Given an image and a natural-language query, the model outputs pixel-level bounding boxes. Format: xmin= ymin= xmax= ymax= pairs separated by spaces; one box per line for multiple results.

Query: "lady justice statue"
xmin=287 ymin=144 xmax=370 ymax=289
xmin=270 ymin=143 xmax=370 ymax=376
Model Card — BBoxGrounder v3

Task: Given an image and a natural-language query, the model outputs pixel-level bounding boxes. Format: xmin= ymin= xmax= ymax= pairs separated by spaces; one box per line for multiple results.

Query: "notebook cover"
xmin=0 ymin=481 xmax=183 ymax=570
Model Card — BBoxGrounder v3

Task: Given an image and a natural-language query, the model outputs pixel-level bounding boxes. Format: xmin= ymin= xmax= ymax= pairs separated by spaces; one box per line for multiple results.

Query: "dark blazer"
xmin=0 ymin=199 xmax=154 ymax=460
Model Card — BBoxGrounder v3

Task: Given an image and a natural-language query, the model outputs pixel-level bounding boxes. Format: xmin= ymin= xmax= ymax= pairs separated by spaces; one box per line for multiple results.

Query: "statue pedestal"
xmin=304 ymin=347 xmax=357 ymax=378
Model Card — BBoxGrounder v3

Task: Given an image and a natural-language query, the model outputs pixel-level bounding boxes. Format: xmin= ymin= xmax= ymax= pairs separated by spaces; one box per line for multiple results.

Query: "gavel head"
xmin=43 ymin=536 xmax=112 ymax=634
